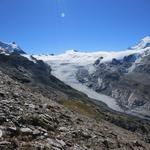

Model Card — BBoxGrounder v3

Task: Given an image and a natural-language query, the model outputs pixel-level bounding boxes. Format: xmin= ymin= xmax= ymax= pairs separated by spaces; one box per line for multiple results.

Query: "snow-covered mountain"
xmin=130 ymin=36 xmax=150 ymax=50
xmin=0 ymin=39 xmax=150 ymax=150
xmin=35 ymin=36 xmax=150 ymax=118
xmin=0 ymin=41 xmax=25 ymax=54
xmin=0 ymin=37 xmax=150 ymax=118
xmin=35 ymin=36 xmax=150 ymax=64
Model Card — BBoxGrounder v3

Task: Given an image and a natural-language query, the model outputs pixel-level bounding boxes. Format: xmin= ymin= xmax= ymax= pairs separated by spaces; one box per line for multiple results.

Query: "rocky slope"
xmin=0 ymin=40 xmax=150 ymax=149
xmin=0 ymin=54 xmax=149 ymax=150
xmin=1 ymin=69 xmax=150 ymax=150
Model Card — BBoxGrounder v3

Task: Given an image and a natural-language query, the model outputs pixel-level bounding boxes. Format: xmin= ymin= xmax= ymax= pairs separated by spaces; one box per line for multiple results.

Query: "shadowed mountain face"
xmin=0 ymin=39 xmax=150 ymax=149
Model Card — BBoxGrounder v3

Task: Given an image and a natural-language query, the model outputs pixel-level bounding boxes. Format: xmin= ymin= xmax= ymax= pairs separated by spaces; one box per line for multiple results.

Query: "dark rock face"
xmin=94 ymin=56 xmax=103 ymax=66
xmin=123 ymin=53 xmax=139 ymax=63
xmin=134 ymin=54 xmax=150 ymax=74
xmin=111 ymin=58 xmax=122 ymax=65
xmin=144 ymin=42 xmax=150 ymax=49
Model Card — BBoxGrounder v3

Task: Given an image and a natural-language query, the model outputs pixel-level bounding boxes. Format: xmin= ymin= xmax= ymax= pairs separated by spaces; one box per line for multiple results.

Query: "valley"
xmin=0 ymin=38 xmax=150 ymax=149
xmin=35 ymin=36 xmax=150 ymax=119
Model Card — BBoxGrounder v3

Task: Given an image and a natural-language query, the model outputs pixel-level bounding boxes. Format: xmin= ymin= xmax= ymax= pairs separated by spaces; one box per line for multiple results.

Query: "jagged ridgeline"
xmin=0 ymin=40 xmax=150 ymax=149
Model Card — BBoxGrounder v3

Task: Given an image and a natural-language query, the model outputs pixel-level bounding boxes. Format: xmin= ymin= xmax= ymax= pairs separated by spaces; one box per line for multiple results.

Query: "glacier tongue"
xmin=41 ymin=59 xmax=123 ymax=112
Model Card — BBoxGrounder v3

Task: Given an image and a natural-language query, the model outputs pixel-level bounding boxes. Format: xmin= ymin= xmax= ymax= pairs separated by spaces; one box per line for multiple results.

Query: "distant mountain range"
xmin=1 ymin=37 xmax=150 ymax=118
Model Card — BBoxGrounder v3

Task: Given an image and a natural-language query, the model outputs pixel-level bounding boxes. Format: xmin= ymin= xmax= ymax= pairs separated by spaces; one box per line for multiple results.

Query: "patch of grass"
xmin=60 ymin=99 xmax=98 ymax=117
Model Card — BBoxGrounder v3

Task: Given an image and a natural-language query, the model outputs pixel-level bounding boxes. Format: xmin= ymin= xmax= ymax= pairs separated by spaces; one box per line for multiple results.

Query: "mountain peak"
xmin=10 ymin=42 xmax=20 ymax=49
xmin=0 ymin=40 xmax=25 ymax=54
xmin=141 ymin=36 xmax=150 ymax=42
xmin=130 ymin=36 xmax=150 ymax=50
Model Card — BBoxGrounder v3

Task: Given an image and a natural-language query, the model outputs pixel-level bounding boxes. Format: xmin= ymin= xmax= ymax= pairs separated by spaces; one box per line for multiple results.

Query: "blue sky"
xmin=0 ymin=0 xmax=150 ymax=54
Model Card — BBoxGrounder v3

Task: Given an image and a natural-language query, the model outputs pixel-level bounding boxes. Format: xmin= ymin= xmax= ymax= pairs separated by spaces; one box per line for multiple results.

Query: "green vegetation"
xmin=60 ymin=99 xmax=98 ymax=117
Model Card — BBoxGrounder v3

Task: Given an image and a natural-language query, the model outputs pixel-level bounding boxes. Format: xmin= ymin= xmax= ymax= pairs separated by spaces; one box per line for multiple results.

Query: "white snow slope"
xmin=34 ymin=36 xmax=150 ymax=112
xmin=0 ymin=41 xmax=25 ymax=54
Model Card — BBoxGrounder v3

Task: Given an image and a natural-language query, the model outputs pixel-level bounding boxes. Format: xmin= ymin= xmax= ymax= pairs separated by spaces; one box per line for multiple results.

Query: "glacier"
xmin=34 ymin=36 xmax=150 ymax=113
